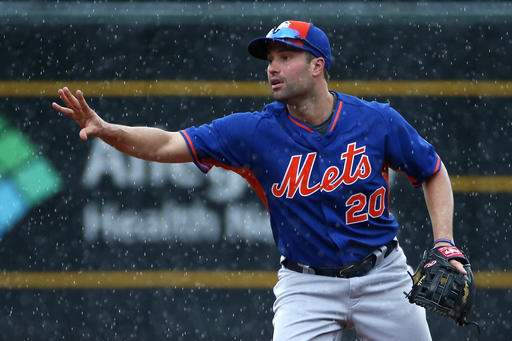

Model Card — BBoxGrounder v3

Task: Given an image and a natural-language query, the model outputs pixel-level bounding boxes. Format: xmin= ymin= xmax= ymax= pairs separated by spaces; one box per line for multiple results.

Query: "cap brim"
xmin=248 ymin=37 xmax=307 ymax=61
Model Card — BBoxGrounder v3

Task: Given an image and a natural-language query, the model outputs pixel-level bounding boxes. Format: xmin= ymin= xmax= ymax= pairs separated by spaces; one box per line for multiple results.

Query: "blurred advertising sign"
xmin=0 ymin=115 xmax=62 ymax=238
xmin=81 ymin=139 xmax=273 ymax=244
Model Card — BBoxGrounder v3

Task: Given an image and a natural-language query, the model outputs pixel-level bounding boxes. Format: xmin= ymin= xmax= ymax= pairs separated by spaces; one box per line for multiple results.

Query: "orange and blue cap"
xmin=248 ymin=20 xmax=333 ymax=70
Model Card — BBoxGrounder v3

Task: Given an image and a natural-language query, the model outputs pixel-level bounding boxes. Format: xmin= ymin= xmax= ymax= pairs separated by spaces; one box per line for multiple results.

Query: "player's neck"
xmin=286 ymin=86 xmax=334 ymax=126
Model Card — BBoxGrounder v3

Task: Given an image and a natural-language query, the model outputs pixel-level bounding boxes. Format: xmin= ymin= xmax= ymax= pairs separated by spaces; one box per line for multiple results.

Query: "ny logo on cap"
xmin=273 ymin=21 xmax=290 ymax=33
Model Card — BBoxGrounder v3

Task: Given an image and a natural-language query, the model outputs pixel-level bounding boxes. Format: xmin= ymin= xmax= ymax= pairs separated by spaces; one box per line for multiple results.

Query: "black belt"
xmin=282 ymin=240 xmax=398 ymax=278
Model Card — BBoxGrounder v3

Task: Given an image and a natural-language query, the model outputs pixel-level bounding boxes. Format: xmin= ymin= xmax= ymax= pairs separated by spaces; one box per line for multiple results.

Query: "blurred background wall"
xmin=0 ymin=1 xmax=511 ymax=340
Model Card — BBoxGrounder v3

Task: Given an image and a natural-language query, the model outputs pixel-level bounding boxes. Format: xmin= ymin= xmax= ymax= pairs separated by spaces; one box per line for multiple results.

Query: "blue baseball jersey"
xmin=180 ymin=92 xmax=440 ymax=267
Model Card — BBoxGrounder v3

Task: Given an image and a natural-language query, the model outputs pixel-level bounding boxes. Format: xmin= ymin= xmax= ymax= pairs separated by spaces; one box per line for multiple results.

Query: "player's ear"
xmin=311 ymin=57 xmax=326 ymax=77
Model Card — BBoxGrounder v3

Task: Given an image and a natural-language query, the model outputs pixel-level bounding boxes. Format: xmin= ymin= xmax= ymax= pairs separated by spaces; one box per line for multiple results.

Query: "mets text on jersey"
xmin=270 ymin=142 xmax=387 ymax=225
xmin=271 ymin=142 xmax=372 ymax=199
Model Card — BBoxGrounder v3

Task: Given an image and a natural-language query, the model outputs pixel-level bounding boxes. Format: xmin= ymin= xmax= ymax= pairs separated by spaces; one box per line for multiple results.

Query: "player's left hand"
xmin=405 ymin=244 xmax=476 ymax=327
xmin=450 ymin=259 xmax=467 ymax=275
xmin=435 ymin=242 xmax=467 ymax=275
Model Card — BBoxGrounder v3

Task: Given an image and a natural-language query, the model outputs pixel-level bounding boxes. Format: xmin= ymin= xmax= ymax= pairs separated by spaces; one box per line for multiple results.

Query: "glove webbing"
xmin=405 ymin=270 xmax=481 ymax=334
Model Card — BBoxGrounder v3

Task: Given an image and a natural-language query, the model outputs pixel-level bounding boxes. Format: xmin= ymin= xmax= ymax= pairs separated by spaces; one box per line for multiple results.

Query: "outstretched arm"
xmin=52 ymin=87 xmax=192 ymax=163
xmin=422 ymin=162 xmax=467 ymax=274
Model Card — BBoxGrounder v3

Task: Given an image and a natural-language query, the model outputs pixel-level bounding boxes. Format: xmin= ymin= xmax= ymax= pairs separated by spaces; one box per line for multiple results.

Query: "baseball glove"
xmin=404 ymin=245 xmax=477 ymax=328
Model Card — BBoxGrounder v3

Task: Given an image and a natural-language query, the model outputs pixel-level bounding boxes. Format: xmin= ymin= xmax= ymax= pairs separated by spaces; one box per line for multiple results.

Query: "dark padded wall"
xmin=0 ymin=19 xmax=510 ymax=340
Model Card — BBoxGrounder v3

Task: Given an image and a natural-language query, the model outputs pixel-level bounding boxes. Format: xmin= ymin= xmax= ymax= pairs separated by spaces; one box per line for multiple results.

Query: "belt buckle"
xmin=337 ymin=264 xmax=355 ymax=278
xmin=299 ymin=263 xmax=316 ymax=275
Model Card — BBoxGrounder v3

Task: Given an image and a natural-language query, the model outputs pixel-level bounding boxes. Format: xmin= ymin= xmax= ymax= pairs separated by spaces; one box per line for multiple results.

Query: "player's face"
xmin=266 ymin=45 xmax=314 ymax=102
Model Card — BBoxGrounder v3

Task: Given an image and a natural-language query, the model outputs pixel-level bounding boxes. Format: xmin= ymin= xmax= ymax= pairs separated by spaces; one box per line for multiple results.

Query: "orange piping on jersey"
xmin=433 ymin=156 xmax=442 ymax=174
xmin=181 ymin=131 xmax=267 ymax=206
xmin=328 ymin=100 xmax=344 ymax=133
xmin=180 ymin=130 xmax=212 ymax=172
xmin=287 ymin=114 xmax=314 ymax=132
xmin=204 ymin=158 xmax=269 ymax=209
xmin=398 ymin=154 xmax=443 ymax=188
xmin=181 ymin=130 xmax=200 ymax=163
xmin=407 ymin=175 xmax=421 ymax=188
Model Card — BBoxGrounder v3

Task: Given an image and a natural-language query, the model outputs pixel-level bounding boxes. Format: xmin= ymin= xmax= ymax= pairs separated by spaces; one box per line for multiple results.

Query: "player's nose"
xmin=267 ymin=60 xmax=279 ymax=75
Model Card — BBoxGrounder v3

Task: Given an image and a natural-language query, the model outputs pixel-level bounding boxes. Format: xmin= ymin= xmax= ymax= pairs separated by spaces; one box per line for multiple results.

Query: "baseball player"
xmin=53 ymin=20 xmax=468 ymax=340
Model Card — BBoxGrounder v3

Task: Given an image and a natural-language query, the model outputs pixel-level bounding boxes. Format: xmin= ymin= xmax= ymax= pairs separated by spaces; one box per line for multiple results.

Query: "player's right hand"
xmin=52 ymin=87 xmax=105 ymax=141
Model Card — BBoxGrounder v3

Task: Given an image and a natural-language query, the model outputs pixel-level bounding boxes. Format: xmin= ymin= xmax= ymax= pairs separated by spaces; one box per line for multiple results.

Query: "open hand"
xmin=52 ymin=87 xmax=105 ymax=141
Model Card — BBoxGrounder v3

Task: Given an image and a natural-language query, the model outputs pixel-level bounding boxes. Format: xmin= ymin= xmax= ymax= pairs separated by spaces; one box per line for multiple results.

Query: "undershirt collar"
xmin=312 ymin=91 xmax=338 ymax=134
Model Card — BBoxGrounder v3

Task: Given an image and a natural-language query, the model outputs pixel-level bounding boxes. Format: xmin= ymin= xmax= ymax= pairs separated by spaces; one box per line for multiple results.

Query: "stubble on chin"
xmin=270 ymin=85 xmax=291 ymax=102
xmin=272 ymin=92 xmax=291 ymax=103
xmin=271 ymin=90 xmax=284 ymax=101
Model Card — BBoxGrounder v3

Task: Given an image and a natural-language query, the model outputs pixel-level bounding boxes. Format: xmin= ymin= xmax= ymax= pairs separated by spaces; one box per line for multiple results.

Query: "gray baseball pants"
xmin=272 ymin=245 xmax=431 ymax=341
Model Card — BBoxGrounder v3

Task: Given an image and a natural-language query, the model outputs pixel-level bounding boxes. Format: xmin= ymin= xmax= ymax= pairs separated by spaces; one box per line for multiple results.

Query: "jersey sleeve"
xmin=180 ymin=112 xmax=257 ymax=173
xmin=384 ymin=106 xmax=441 ymax=187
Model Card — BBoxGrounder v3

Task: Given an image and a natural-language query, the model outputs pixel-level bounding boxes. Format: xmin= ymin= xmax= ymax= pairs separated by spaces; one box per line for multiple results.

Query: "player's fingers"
xmin=58 ymin=88 xmax=79 ymax=112
xmin=79 ymin=128 xmax=88 ymax=141
xmin=76 ymin=90 xmax=92 ymax=112
xmin=52 ymin=102 xmax=76 ymax=116
xmin=450 ymin=260 xmax=467 ymax=275
xmin=62 ymin=87 xmax=82 ymax=112
xmin=79 ymin=126 xmax=98 ymax=141
xmin=57 ymin=88 xmax=71 ymax=107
